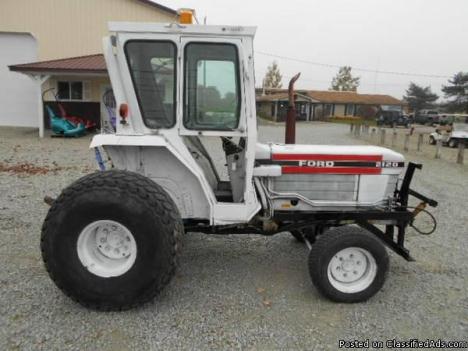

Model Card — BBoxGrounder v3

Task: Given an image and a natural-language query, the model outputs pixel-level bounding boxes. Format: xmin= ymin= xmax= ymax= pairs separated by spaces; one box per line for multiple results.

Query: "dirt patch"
xmin=0 ymin=161 xmax=70 ymax=175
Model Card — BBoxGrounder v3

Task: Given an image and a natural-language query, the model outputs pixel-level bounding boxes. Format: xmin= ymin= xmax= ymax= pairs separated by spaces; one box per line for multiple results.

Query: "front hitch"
xmin=396 ymin=162 xmax=438 ymax=208
xmin=395 ymin=162 xmax=438 ymax=236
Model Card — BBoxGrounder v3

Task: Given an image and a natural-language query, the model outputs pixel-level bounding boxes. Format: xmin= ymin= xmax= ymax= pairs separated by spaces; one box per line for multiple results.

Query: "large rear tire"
xmin=41 ymin=170 xmax=182 ymax=311
xmin=308 ymin=226 xmax=388 ymax=303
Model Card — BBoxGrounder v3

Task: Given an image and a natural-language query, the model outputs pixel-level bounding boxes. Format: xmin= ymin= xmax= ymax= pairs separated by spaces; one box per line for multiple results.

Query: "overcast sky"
xmin=157 ymin=0 xmax=467 ymax=99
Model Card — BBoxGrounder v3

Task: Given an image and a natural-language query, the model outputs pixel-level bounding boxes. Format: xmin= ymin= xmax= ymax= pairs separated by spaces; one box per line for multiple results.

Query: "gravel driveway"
xmin=358 ymin=124 xmax=466 ymax=164
xmin=1 ymin=123 xmax=466 ymax=350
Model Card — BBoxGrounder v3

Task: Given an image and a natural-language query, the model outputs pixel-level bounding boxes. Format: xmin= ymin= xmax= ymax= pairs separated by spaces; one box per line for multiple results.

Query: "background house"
xmin=256 ymin=88 xmax=403 ymax=122
xmin=0 ymin=0 xmax=178 ymax=136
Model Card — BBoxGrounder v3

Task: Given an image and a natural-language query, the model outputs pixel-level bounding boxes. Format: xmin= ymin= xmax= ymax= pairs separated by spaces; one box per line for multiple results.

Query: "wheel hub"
xmin=95 ymin=223 xmax=132 ymax=259
xmin=327 ymin=247 xmax=377 ymax=293
xmin=331 ymin=250 xmax=368 ymax=283
xmin=77 ymin=220 xmax=137 ymax=278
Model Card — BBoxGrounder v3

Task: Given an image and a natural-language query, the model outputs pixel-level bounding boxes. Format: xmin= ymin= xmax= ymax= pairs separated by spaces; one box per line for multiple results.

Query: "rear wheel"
xmin=41 ymin=170 xmax=182 ymax=310
xmin=308 ymin=226 xmax=388 ymax=302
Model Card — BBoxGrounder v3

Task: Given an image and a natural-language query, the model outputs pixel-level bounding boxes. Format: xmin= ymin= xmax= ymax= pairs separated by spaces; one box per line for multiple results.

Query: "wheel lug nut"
xmin=356 ymin=261 xmax=361 ymax=265
xmin=343 ymin=273 xmax=347 ymax=277
xmin=339 ymin=257 xmax=343 ymax=261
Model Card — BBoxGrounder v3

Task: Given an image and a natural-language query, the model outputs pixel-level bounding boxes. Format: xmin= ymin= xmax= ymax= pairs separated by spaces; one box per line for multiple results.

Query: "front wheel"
xmin=41 ymin=170 xmax=182 ymax=310
xmin=308 ymin=226 xmax=388 ymax=303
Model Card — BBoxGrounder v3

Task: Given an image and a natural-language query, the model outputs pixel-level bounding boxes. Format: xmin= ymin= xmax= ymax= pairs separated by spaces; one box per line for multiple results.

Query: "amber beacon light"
xmin=178 ymin=8 xmax=195 ymax=24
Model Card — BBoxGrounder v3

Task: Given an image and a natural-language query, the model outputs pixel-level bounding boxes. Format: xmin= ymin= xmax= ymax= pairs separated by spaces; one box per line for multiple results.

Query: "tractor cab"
xmin=92 ymin=22 xmax=261 ymax=224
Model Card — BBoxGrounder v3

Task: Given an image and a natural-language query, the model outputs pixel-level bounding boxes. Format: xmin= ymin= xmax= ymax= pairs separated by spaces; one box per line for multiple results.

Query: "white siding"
xmin=0 ymin=0 xmax=176 ymax=60
xmin=0 ymin=33 xmax=38 ymax=127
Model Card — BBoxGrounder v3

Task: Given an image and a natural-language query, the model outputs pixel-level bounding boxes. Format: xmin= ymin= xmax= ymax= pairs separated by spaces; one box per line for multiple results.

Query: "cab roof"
xmin=109 ymin=22 xmax=257 ymax=38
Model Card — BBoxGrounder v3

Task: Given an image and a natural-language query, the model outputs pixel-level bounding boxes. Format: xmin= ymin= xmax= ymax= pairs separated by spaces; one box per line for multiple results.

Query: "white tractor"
xmin=41 ymin=17 xmax=437 ymax=310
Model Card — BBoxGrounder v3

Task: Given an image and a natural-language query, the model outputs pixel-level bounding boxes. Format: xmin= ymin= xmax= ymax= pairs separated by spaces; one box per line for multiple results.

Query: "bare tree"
xmin=330 ymin=66 xmax=360 ymax=92
xmin=263 ymin=61 xmax=283 ymax=89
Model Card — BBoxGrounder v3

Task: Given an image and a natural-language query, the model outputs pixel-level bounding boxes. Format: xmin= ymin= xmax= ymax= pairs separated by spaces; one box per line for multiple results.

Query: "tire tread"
xmin=308 ymin=226 xmax=389 ymax=303
xmin=41 ymin=170 xmax=182 ymax=311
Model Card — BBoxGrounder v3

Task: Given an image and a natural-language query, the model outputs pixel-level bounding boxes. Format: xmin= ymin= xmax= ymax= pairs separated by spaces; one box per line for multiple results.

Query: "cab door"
xmin=178 ymin=37 xmax=247 ymax=137
xmin=178 ymin=36 xmax=260 ymax=223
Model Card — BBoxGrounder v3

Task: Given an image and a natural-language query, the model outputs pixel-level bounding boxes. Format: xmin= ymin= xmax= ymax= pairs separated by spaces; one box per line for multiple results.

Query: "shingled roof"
xmin=305 ymin=90 xmax=402 ymax=105
xmin=256 ymin=89 xmax=402 ymax=105
xmin=9 ymin=54 xmax=107 ymax=74
xmin=256 ymin=92 xmax=314 ymax=103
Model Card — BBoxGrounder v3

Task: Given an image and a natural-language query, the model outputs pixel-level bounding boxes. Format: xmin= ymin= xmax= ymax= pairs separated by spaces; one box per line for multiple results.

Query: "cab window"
xmin=125 ymin=40 xmax=176 ymax=129
xmin=184 ymin=43 xmax=240 ymax=130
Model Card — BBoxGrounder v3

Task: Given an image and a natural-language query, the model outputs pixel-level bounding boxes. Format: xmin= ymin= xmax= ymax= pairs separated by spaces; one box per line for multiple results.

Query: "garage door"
xmin=0 ymin=32 xmax=38 ymax=127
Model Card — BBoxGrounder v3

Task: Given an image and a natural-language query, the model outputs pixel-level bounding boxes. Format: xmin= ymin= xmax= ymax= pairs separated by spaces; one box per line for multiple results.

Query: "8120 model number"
xmin=376 ymin=161 xmax=401 ymax=168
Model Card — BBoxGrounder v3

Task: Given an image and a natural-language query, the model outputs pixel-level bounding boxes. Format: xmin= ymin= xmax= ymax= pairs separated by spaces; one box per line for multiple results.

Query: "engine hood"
xmin=256 ymin=143 xmax=405 ymax=175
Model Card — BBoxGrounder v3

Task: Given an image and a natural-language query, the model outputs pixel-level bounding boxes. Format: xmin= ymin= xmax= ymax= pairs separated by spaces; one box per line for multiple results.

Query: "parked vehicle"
xmin=429 ymin=123 xmax=468 ymax=147
xmin=376 ymin=111 xmax=410 ymax=128
xmin=40 ymin=18 xmax=438 ymax=310
xmin=414 ymin=110 xmax=440 ymax=125
xmin=438 ymin=114 xmax=455 ymax=126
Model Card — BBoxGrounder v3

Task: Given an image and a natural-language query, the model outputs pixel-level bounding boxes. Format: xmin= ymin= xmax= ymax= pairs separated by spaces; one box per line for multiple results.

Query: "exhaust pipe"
xmin=285 ymin=73 xmax=301 ymax=144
